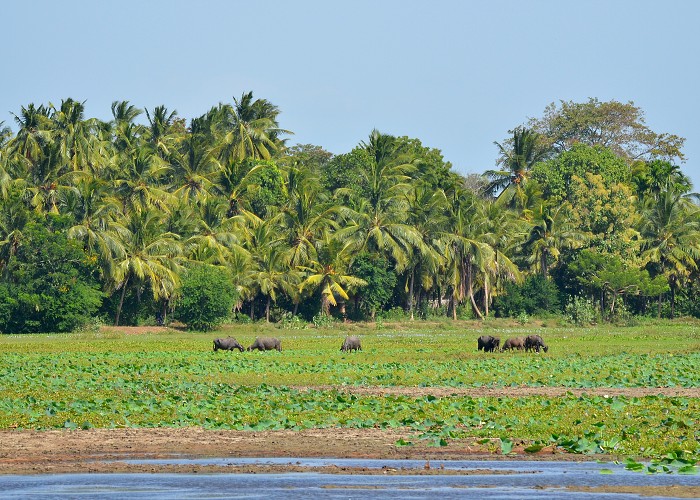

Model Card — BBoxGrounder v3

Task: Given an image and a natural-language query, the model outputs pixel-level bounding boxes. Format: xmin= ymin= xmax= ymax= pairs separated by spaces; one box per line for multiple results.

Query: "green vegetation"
xmin=0 ymin=96 xmax=697 ymax=329
xmin=1 ymin=320 xmax=698 ymax=471
xmin=174 ymin=265 xmax=238 ymax=331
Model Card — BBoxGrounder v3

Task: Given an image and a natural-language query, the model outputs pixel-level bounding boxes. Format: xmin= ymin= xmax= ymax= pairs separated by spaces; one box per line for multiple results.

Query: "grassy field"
xmin=1 ymin=318 xmax=699 ymax=468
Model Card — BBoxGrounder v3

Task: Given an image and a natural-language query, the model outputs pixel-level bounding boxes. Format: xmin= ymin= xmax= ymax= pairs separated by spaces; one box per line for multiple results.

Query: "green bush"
xmin=564 ymin=296 xmax=598 ymax=326
xmin=174 ymin=265 xmax=237 ymax=331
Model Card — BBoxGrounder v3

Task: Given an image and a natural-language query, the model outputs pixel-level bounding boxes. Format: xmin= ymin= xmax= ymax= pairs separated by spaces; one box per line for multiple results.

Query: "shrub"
xmin=564 ymin=296 xmax=598 ymax=326
xmin=174 ymin=265 xmax=237 ymax=331
xmin=312 ymin=313 xmax=335 ymax=328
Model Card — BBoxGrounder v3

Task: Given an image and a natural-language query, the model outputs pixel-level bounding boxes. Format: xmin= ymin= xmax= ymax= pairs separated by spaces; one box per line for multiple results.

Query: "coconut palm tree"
xmin=145 ymin=105 xmax=182 ymax=160
xmin=213 ymin=92 xmax=290 ymax=164
xmin=8 ymin=103 xmax=52 ymax=168
xmin=65 ymin=177 xmax=122 ymax=279
xmin=441 ymin=193 xmax=493 ymax=320
xmin=185 ymin=196 xmax=245 ymax=266
xmin=299 ymin=235 xmax=367 ymax=317
xmin=485 ymin=127 xmax=549 ymax=208
xmin=640 ymin=183 xmax=700 ymax=318
xmin=403 ymin=182 xmax=447 ymax=318
xmin=281 ymin=165 xmax=338 ymax=268
xmin=109 ymin=207 xmax=183 ymax=325
xmin=336 ymin=130 xmax=422 ymax=271
xmin=522 ymin=203 xmax=585 ymax=278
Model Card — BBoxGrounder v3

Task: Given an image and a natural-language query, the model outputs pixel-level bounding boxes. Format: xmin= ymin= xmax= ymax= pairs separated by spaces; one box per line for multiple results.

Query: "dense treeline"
xmin=0 ymin=94 xmax=697 ymax=332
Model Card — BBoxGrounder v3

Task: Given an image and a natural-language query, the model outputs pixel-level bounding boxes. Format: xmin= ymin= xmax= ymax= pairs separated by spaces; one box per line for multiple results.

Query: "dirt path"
xmin=292 ymin=385 xmax=700 ymax=398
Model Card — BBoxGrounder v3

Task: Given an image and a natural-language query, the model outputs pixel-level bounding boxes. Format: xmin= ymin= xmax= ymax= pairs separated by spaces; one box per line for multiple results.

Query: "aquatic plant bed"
xmin=1 ymin=319 xmax=698 ymax=473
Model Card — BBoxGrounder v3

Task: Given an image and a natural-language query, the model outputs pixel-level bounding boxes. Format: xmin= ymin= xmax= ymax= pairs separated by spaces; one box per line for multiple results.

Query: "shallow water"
xmin=1 ymin=459 xmax=698 ymax=499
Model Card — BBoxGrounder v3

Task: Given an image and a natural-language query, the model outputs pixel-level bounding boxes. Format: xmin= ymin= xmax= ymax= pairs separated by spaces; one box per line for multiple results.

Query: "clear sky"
xmin=2 ymin=0 xmax=699 ymax=188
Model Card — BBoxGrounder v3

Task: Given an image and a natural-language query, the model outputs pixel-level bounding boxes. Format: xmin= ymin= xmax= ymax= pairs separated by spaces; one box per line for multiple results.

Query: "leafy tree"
xmin=0 ymin=216 xmax=102 ymax=333
xmin=529 ymin=98 xmax=685 ymax=162
xmin=352 ymin=253 xmax=397 ymax=319
xmin=493 ymin=275 xmax=560 ymax=317
xmin=174 ymin=264 xmax=237 ymax=331
xmin=568 ymin=172 xmax=639 ymax=254
xmin=531 ymin=143 xmax=631 ymax=204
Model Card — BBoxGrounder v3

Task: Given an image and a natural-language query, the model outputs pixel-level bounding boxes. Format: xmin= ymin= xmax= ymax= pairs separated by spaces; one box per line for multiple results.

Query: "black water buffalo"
xmin=477 ymin=335 xmax=500 ymax=352
xmin=340 ymin=335 xmax=362 ymax=352
xmin=247 ymin=337 xmax=282 ymax=352
xmin=213 ymin=336 xmax=245 ymax=352
xmin=502 ymin=337 xmax=525 ymax=351
xmin=524 ymin=334 xmax=549 ymax=353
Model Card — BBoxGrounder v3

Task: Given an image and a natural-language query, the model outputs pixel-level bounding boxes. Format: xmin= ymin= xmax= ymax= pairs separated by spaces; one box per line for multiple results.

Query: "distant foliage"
xmin=174 ymin=265 xmax=237 ymax=331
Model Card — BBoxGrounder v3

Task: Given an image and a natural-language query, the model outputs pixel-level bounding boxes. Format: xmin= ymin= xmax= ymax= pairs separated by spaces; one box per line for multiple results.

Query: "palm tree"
xmin=213 ymin=92 xmax=290 ymax=164
xmin=51 ymin=98 xmax=102 ymax=173
xmin=145 ymin=105 xmax=182 ymax=160
xmin=186 ymin=196 xmax=245 ymax=266
xmin=336 ymin=130 xmax=423 ymax=271
xmin=403 ymin=182 xmax=446 ymax=318
xmin=640 ymin=183 xmax=700 ymax=318
xmin=247 ymin=218 xmax=295 ymax=322
xmin=281 ymin=165 xmax=337 ymax=268
xmin=170 ymin=119 xmax=218 ymax=202
xmin=478 ymin=198 xmax=524 ymax=315
xmin=8 ymin=103 xmax=52 ymax=167
xmin=110 ymin=207 xmax=183 ymax=325
xmin=114 ymin=144 xmax=173 ymax=213
xmin=441 ymin=193 xmax=493 ymax=319
xmin=299 ymin=235 xmax=367 ymax=317
xmin=65 ymin=177 xmax=122 ymax=279
xmin=522 ymin=203 xmax=585 ymax=278
xmin=485 ymin=127 xmax=549 ymax=208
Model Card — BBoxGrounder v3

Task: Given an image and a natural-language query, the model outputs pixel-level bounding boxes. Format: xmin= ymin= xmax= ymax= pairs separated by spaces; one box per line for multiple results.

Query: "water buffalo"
xmin=247 ymin=337 xmax=282 ymax=352
xmin=213 ymin=336 xmax=245 ymax=352
xmin=502 ymin=337 xmax=525 ymax=351
xmin=340 ymin=335 xmax=362 ymax=352
xmin=477 ymin=335 xmax=500 ymax=352
xmin=524 ymin=334 xmax=549 ymax=353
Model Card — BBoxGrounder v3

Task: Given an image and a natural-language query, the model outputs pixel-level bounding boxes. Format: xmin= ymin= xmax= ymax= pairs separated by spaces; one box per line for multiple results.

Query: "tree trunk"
xmin=265 ymin=296 xmax=271 ymax=322
xmin=541 ymin=250 xmax=548 ymax=279
xmin=250 ymin=300 xmax=255 ymax=321
xmin=114 ymin=276 xmax=130 ymax=326
xmin=408 ymin=268 xmax=415 ymax=320
xmin=466 ymin=256 xmax=484 ymax=320
xmin=483 ymin=275 xmax=489 ymax=317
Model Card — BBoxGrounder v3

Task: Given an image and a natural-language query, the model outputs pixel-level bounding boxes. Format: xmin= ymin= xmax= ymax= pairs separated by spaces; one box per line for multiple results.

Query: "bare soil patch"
xmin=292 ymin=385 xmax=700 ymax=398
xmin=0 ymin=427 xmax=575 ymax=475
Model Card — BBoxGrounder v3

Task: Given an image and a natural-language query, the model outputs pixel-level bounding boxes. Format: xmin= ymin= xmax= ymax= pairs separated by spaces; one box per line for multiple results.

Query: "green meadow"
xmin=1 ymin=319 xmax=699 ymax=469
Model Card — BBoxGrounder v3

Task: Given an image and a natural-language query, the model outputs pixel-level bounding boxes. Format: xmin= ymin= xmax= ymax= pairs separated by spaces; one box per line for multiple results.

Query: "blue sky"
xmin=2 ymin=0 xmax=699 ymax=188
